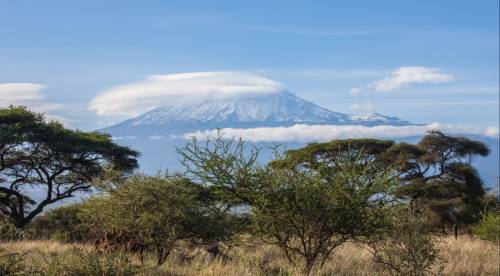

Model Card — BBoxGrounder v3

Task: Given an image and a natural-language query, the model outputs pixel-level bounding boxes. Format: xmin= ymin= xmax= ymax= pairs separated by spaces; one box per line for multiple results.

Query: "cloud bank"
xmin=90 ymin=71 xmax=284 ymax=117
xmin=184 ymin=123 xmax=499 ymax=143
xmin=372 ymin=67 xmax=454 ymax=91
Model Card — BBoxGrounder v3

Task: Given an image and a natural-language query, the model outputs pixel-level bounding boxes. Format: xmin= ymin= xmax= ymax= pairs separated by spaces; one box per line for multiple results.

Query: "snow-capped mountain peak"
xmin=129 ymin=91 xmax=348 ymax=125
xmin=102 ymin=91 xmax=413 ymax=137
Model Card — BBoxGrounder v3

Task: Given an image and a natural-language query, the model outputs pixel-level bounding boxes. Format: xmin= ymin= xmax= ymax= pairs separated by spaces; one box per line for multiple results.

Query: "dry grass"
xmin=438 ymin=236 xmax=499 ymax=275
xmin=1 ymin=235 xmax=498 ymax=275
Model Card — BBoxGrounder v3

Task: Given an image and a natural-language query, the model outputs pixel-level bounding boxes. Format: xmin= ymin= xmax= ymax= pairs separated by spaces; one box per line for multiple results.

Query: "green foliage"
xmin=82 ymin=174 xmax=241 ymax=265
xmin=391 ymin=130 xmax=490 ymax=230
xmin=0 ymin=217 xmax=25 ymax=241
xmin=0 ymin=106 xmax=139 ymax=228
xmin=366 ymin=206 xmax=444 ymax=276
xmin=274 ymin=130 xmax=491 ymax=231
xmin=474 ymin=211 xmax=500 ymax=243
xmin=179 ymin=134 xmax=264 ymax=206
xmin=271 ymin=138 xmax=395 ymax=171
xmin=179 ymin=134 xmax=397 ymax=274
xmin=27 ymin=204 xmax=93 ymax=242
xmin=253 ymin=158 xmax=395 ymax=274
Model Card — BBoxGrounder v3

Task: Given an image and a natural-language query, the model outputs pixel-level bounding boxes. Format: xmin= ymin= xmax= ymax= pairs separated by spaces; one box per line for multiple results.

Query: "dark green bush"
xmin=0 ymin=217 xmax=24 ymax=241
xmin=27 ymin=204 xmax=93 ymax=242
xmin=82 ymin=174 xmax=241 ymax=265
xmin=474 ymin=211 xmax=500 ymax=243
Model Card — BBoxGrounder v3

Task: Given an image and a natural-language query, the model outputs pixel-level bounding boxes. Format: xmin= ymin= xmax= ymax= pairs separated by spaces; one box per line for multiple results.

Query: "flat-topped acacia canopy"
xmin=0 ymin=106 xmax=139 ymax=228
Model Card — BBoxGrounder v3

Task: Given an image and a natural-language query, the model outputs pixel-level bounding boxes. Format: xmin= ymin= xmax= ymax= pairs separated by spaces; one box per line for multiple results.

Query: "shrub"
xmin=0 ymin=249 xmax=26 ymax=276
xmin=474 ymin=211 xmax=500 ymax=243
xmin=366 ymin=206 xmax=444 ymax=276
xmin=27 ymin=204 xmax=93 ymax=242
xmin=0 ymin=217 xmax=24 ymax=241
xmin=82 ymin=174 xmax=239 ymax=265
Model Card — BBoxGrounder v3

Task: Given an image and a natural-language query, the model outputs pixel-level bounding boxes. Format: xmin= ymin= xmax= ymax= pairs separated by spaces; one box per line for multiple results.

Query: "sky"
xmin=1 ymin=0 xmax=498 ymax=133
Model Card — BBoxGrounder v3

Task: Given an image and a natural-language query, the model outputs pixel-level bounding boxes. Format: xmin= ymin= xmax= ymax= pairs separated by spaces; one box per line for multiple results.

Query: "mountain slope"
xmin=103 ymin=91 xmax=414 ymax=137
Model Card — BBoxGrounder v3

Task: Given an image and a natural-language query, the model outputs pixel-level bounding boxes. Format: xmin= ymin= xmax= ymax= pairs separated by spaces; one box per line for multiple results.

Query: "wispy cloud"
xmin=0 ymin=83 xmax=48 ymax=106
xmin=398 ymin=85 xmax=499 ymax=95
xmin=349 ymin=87 xmax=362 ymax=95
xmin=413 ymin=100 xmax=499 ymax=107
xmin=0 ymin=83 xmax=69 ymax=125
xmin=258 ymin=68 xmax=387 ymax=80
xmin=90 ymin=71 xmax=284 ymax=117
xmin=247 ymin=27 xmax=388 ymax=37
xmin=185 ymin=123 xmax=499 ymax=143
xmin=349 ymin=101 xmax=374 ymax=111
xmin=371 ymin=67 xmax=454 ymax=91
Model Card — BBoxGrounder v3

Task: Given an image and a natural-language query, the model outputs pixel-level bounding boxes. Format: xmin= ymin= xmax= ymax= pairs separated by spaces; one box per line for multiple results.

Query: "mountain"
xmin=102 ymin=91 xmax=414 ymax=137
xmin=100 ymin=91 xmax=498 ymax=188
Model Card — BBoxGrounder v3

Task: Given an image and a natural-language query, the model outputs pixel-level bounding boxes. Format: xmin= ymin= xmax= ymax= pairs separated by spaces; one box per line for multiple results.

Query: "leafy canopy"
xmin=83 ymin=174 xmax=242 ymax=265
xmin=179 ymin=134 xmax=397 ymax=274
xmin=277 ymin=130 xmax=491 ymax=230
xmin=0 ymin=106 xmax=139 ymax=227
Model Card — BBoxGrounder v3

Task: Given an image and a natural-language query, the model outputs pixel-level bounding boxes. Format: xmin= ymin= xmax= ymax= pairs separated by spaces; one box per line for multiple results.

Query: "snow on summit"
xmin=102 ymin=91 xmax=413 ymax=137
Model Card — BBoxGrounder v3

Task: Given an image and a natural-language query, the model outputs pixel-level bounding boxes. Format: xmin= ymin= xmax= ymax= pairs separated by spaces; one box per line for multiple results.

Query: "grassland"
xmin=0 ymin=236 xmax=498 ymax=275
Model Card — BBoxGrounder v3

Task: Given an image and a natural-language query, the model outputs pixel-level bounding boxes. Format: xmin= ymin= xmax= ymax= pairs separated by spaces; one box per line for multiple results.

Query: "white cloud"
xmin=349 ymin=87 xmax=361 ymax=95
xmin=0 ymin=83 xmax=54 ymax=110
xmin=90 ymin=71 xmax=284 ymax=117
xmin=485 ymin=127 xmax=499 ymax=137
xmin=258 ymin=68 xmax=387 ymax=79
xmin=185 ymin=123 xmax=499 ymax=143
xmin=371 ymin=67 xmax=454 ymax=91
xmin=349 ymin=101 xmax=373 ymax=111
xmin=0 ymin=83 xmax=69 ymax=125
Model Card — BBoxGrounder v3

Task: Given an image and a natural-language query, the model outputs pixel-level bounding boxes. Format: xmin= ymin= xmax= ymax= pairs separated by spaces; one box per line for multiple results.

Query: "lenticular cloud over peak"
xmin=90 ymin=71 xmax=284 ymax=117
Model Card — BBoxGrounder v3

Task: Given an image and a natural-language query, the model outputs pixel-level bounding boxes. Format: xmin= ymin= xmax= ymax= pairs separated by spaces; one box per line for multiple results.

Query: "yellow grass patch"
xmin=1 ymin=235 xmax=498 ymax=275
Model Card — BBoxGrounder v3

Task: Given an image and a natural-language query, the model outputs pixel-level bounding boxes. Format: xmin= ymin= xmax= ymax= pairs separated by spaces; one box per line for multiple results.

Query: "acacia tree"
xmin=256 ymin=158 xmax=395 ymax=273
xmin=387 ymin=130 xmax=490 ymax=230
xmin=271 ymin=138 xmax=395 ymax=171
xmin=278 ymin=131 xmax=491 ymax=231
xmin=179 ymin=135 xmax=396 ymax=274
xmin=0 ymin=106 xmax=139 ymax=228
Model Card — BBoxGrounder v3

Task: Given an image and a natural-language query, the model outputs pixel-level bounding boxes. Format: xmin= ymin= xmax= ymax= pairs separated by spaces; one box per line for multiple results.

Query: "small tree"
xmin=179 ymin=135 xmax=396 ymax=274
xmin=254 ymin=159 xmax=395 ymax=274
xmin=0 ymin=106 xmax=139 ymax=228
xmin=83 ymin=174 xmax=239 ymax=265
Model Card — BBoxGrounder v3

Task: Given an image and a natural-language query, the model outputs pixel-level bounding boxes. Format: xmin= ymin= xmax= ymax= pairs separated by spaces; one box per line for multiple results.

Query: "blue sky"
xmin=1 ymin=0 xmax=498 ymax=131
